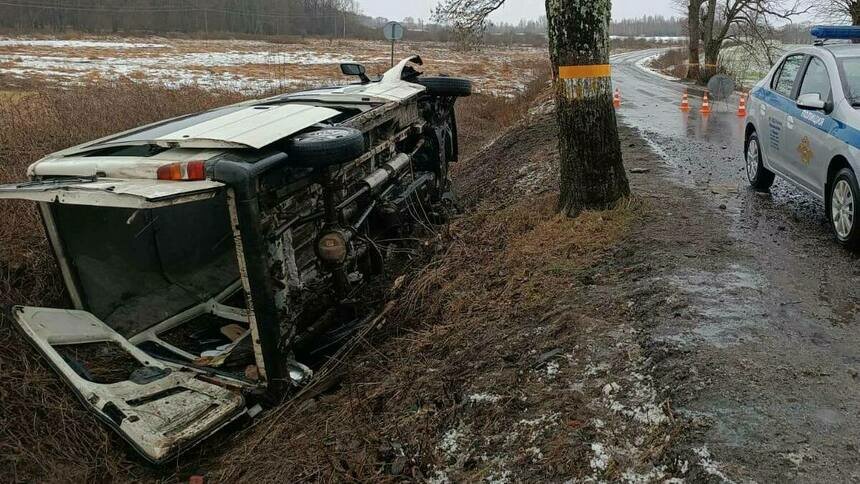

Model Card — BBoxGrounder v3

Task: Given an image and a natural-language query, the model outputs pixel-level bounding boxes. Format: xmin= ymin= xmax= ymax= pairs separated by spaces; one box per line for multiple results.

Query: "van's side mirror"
xmin=340 ymin=63 xmax=370 ymax=84
xmin=797 ymin=93 xmax=826 ymax=111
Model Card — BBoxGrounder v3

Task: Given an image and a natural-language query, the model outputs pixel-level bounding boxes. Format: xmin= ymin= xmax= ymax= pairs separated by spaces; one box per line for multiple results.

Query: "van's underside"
xmin=2 ymin=56 xmax=466 ymax=463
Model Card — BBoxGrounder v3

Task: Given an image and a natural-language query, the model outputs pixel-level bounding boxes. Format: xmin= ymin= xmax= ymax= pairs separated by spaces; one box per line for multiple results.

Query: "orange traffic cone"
xmin=737 ymin=93 xmax=748 ymax=117
xmin=613 ymin=88 xmax=622 ymax=109
xmin=700 ymin=91 xmax=712 ymax=115
xmin=680 ymin=90 xmax=691 ymax=111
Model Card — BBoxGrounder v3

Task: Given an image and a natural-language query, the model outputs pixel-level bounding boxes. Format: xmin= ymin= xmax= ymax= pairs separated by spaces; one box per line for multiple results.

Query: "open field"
xmin=0 ymin=36 xmax=547 ymax=97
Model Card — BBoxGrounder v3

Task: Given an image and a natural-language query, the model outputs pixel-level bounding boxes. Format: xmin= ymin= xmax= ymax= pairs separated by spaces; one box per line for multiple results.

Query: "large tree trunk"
xmin=546 ymin=0 xmax=629 ymax=217
xmin=700 ymin=0 xmax=718 ymax=81
xmin=687 ymin=0 xmax=702 ymax=80
xmin=853 ymin=0 xmax=860 ymax=44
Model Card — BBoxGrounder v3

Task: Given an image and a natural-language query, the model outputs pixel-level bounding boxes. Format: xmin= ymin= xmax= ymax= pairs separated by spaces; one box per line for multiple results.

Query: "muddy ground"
xmin=206 ymin=101 xmax=779 ymax=482
xmin=4 ymin=76 xmax=859 ymax=481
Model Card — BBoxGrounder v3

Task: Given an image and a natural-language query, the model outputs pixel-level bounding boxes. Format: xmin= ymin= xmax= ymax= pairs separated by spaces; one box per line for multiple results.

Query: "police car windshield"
xmin=839 ymin=57 xmax=860 ymax=106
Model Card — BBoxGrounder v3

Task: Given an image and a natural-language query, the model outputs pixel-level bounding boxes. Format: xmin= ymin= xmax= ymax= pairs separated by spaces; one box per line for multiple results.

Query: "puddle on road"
xmin=657 ymin=264 xmax=768 ymax=349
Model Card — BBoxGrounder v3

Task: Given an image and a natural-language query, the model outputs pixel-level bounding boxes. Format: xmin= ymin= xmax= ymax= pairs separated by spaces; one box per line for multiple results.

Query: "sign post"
xmin=383 ymin=21 xmax=405 ymax=67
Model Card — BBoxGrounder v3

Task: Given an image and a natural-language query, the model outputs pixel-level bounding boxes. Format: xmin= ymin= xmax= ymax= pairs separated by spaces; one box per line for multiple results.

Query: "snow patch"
xmin=428 ymin=470 xmax=451 ymax=484
xmin=585 ymin=362 xmax=610 ymax=376
xmin=438 ymin=427 xmax=466 ymax=459
xmin=635 ymin=52 xmax=681 ymax=82
xmin=468 ymin=393 xmax=502 ymax=404
xmin=545 ymin=361 xmax=560 ymax=377
xmin=590 ymin=442 xmax=611 ymax=471
xmin=525 ymin=446 xmax=544 ymax=461
xmin=620 ymin=466 xmax=668 ymax=483
xmin=486 ymin=469 xmax=512 ymax=483
xmin=694 ymin=446 xmax=735 ymax=483
xmin=0 ymin=38 xmax=168 ymax=48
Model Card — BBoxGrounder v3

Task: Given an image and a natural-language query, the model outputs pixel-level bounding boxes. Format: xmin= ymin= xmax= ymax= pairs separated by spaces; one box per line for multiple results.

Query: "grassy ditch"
xmin=0 ymin=72 xmax=553 ymax=481
xmin=213 ymin=192 xmax=638 ymax=482
xmin=0 ymin=82 xmax=247 ymax=483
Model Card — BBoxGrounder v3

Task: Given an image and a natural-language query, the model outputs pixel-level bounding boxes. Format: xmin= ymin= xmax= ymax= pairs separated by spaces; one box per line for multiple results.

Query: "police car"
xmin=745 ymin=26 xmax=860 ymax=249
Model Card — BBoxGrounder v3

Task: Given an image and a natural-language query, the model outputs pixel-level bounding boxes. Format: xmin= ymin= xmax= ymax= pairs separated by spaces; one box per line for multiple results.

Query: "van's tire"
xmin=287 ymin=127 xmax=365 ymax=168
xmin=416 ymin=76 xmax=472 ymax=97
xmin=746 ymin=132 xmax=774 ymax=191
xmin=829 ymin=167 xmax=860 ymax=251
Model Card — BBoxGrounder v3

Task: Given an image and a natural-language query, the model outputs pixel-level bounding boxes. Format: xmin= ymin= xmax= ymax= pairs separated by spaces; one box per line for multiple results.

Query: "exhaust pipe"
xmin=362 ymin=153 xmax=411 ymax=191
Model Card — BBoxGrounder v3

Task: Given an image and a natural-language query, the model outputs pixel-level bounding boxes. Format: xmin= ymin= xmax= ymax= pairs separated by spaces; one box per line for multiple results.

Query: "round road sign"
xmin=383 ymin=21 xmax=404 ymax=41
xmin=707 ymin=74 xmax=735 ymax=101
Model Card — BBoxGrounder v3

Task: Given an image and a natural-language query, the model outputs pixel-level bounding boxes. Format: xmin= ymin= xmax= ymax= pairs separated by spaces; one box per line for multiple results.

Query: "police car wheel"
xmin=745 ymin=132 xmax=774 ymax=191
xmin=829 ymin=168 xmax=860 ymax=250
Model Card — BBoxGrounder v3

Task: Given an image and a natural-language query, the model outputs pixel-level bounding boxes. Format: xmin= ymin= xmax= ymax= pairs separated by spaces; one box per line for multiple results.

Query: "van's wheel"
xmin=416 ymin=76 xmax=472 ymax=97
xmin=829 ymin=168 xmax=860 ymax=250
xmin=746 ymin=132 xmax=774 ymax=191
xmin=287 ymin=127 xmax=365 ymax=168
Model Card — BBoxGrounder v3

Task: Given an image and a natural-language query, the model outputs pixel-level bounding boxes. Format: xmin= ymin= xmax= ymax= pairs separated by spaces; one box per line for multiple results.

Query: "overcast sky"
xmin=357 ymin=0 xmax=680 ymax=24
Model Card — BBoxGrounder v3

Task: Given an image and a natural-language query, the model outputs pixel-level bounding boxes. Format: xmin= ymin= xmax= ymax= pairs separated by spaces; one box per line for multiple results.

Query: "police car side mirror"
xmin=797 ymin=93 xmax=827 ymax=111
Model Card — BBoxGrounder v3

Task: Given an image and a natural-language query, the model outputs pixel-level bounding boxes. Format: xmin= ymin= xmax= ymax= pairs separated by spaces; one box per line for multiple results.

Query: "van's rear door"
xmin=9 ymin=306 xmax=246 ymax=463
xmin=0 ymin=177 xmax=224 ymax=208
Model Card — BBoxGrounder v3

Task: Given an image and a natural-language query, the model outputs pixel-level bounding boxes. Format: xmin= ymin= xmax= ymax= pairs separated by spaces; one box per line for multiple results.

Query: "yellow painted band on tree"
xmin=558 ymin=64 xmax=611 ymax=79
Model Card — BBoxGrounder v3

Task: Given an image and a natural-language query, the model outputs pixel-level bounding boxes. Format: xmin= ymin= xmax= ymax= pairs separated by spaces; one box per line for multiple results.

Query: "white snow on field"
xmin=0 ymin=38 xmax=168 ymax=48
xmin=0 ymin=37 xmax=544 ymax=96
xmin=611 ymin=35 xmax=686 ymax=43
xmin=636 ymin=51 xmax=680 ymax=82
xmin=0 ymin=50 xmax=355 ymax=93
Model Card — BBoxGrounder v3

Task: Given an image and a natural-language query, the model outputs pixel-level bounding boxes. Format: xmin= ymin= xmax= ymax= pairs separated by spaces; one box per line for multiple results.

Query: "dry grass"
xmin=647 ymin=48 xmax=689 ymax=79
xmin=454 ymin=61 xmax=552 ymax=161
xmin=211 ymin=192 xmax=637 ymax=482
xmin=209 ymin=98 xmax=638 ymax=481
xmin=0 ymin=74 xmax=554 ymax=481
xmin=0 ymin=81 xmax=246 ymax=483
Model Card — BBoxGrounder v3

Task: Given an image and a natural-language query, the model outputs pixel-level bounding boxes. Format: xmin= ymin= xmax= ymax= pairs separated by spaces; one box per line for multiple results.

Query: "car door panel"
xmin=793 ymin=56 xmax=838 ymax=195
xmin=10 ymin=306 xmax=247 ymax=463
xmin=763 ymin=54 xmax=807 ymax=185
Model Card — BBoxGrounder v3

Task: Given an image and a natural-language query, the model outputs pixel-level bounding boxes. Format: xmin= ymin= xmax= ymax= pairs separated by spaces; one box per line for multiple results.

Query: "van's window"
xmin=799 ymin=57 xmax=832 ymax=101
xmin=52 ymin=192 xmax=240 ymax=338
xmin=82 ymin=144 xmax=169 ymax=158
xmin=838 ymin=56 xmax=860 ymax=107
xmin=773 ymin=55 xmax=805 ymax=98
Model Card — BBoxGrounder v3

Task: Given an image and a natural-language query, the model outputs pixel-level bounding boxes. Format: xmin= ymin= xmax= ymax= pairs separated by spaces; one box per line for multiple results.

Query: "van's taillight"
xmin=157 ymin=161 xmax=206 ymax=181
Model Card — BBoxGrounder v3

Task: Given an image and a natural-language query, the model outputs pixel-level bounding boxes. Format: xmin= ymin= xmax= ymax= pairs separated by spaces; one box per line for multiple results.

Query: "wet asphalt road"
xmin=612 ymin=50 xmax=860 ymax=481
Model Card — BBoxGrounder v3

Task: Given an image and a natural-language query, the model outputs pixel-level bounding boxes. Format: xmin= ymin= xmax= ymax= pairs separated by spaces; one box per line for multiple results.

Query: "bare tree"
xmin=811 ymin=0 xmax=860 ymax=25
xmin=677 ymin=0 xmax=809 ymax=81
xmin=435 ymin=0 xmax=629 ymax=216
xmin=687 ymin=0 xmax=705 ymax=80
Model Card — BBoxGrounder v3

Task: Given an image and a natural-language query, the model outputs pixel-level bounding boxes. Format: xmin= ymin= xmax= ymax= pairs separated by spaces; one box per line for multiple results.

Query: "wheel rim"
xmin=832 ymin=179 xmax=855 ymax=239
xmin=746 ymin=138 xmax=759 ymax=182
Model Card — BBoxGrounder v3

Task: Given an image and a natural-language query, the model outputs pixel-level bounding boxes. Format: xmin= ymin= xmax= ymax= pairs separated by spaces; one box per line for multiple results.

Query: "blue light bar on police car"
xmin=811 ymin=25 xmax=860 ymax=40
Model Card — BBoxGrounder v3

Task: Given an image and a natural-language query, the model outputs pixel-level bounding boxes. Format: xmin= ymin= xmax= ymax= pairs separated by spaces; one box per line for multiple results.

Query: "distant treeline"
xmin=0 ymin=0 xmax=368 ymax=36
xmin=610 ymin=15 xmax=685 ymax=37
xmin=0 ymin=2 xmax=685 ymax=46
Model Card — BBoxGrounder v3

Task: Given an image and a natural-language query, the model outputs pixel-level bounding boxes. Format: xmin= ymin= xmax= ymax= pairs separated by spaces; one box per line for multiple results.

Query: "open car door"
xmin=10 ymin=307 xmax=246 ymax=463
xmin=0 ymin=177 xmax=224 ymax=208
xmin=1 ymin=177 xmax=248 ymax=463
